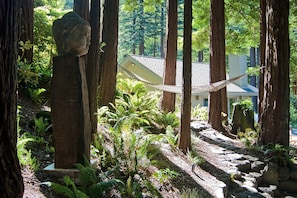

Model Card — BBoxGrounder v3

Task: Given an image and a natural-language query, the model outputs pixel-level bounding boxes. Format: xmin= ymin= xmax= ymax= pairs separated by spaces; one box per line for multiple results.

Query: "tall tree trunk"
xmin=139 ymin=0 xmax=144 ymax=55
xmin=250 ymin=47 xmax=258 ymax=112
xmin=132 ymin=13 xmax=136 ymax=54
xmin=0 ymin=0 xmax=24 ymax=197
xmin=161 ymin=0 xmax=177 ymax=113
xmin=87 ymin=0 xmax=101 ymax=135
xmin=258 ymin=0 xmax=266 ymax=122
xmin=74 ymin=0 xmax=90 ymax=21
xmin=208 ymin=0 xmax=227 ymax=132
xmin=19 ymin=0 xmax=34 ymax=62
xmin=160 ymin=3 xmax=165 ymax=58
xmin=259 ymin=0 xmax=290 ymax=146
xmin=99 ymin=0 xmax=119 ymax=107
xmin=178 ymin=0 xmax=192 ymax=152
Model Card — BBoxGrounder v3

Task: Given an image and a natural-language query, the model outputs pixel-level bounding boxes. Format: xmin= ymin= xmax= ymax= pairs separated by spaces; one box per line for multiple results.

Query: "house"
xmin=118 ymin=54 xmax=258 ymax=110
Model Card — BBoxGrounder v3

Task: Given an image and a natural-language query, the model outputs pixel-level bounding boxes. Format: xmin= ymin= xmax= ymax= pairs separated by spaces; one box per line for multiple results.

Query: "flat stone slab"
xmin=43 ymin=163 xmax=79 ymax=179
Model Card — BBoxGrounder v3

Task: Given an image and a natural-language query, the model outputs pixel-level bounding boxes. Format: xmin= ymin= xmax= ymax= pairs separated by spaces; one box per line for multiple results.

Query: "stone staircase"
xmin=188 ymin=121 xmax=297 ymax=198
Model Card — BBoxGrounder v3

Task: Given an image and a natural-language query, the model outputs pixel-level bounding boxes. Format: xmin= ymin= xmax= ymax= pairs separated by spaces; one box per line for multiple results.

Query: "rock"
xmin=242 ymin=175 xmax=257 ymax=188
xmin=236 ymin=159 xmax=251 ymax=172
xmin=278 ymin=167 xmax=290 ymax=181
xmin=279 ymin=180 xmax=297 ymax=194
xmin=258 ymin=185 xmax=278 ymax=197
xmin=233 ymin=191 xmax=264 ymax=198
xmin=251 ymin=160 xmax=266 ymax=172
xmin=261 ymin=162 xmax=279 ymax=185
xmin=248 ymin=172 xmax=263 ymax=185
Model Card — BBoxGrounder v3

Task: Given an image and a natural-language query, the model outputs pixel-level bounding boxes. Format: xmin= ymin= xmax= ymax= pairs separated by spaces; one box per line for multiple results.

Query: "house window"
xmin=203 ymin=98 xmax=208 ymax=106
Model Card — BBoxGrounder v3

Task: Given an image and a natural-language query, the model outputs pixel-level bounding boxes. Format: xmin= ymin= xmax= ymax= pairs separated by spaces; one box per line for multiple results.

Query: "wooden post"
xmin=51 ymin=55 xmax=91 ymax=169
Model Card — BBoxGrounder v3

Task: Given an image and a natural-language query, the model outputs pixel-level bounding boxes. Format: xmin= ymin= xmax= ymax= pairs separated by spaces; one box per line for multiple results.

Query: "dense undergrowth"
xmin=17 ymin=77 xmax=208 ymax=197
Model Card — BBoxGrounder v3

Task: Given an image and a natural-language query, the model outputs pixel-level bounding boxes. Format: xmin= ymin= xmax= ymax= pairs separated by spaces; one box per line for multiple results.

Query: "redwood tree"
xmin=0 ymin=0 xmax=24 ymax=197
xmin=258 ymin=0 xmax=266 ymax=120
xmin=178 ymin=0 xmax=192 ymax=152
xmin=208 ymin=0 xmax=227 ymax=132
xmin=161 ymin=0 xmax=178 ymax=113
xmin=87 ymin=0 xmax=101 ymax=134
xmin=99 ymin=0 xmax=119 ymax=107
xmin=259 ymin=0 xmax=290 ymax=146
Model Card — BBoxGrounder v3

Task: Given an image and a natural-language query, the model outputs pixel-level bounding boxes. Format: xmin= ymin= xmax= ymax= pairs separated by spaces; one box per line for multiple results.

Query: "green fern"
xmin=50 ymin=175 xmax=89 ymax=198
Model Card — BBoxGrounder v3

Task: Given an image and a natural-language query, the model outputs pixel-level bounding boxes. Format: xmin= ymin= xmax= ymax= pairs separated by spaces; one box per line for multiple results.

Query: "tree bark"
xmin=0 ymin=0 xmax=24 ymax=197
xmin=160 ymin=3 xmax=165 ymax=58
xmin=19 ymin=0 xmax=34 ymax=62
xmin=208 ymin=0 xmax=227 ymax=132
xmin=258 ymin=0 xmax=266 ymax=122
xmin=161 ymin=0 xmax=177 ymax=113
xmin=138 ymin=0 xmax=145 ymax=55
xmin=99 ymin=0 xmax=119 ymax=107
xmin=87 ymin=0 xmax=101 ymax=135
xmin=74 ymin=0 xmax=90 ymax=22
xmin=178 ymin=0 xmax=192 ymax=152
xmin=259 ymin=0 xmax=290 ymax=146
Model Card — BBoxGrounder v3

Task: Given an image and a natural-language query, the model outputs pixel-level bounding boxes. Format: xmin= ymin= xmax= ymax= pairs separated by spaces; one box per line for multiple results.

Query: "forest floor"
xmin=19 ymin=96 xmax=297 ymax=198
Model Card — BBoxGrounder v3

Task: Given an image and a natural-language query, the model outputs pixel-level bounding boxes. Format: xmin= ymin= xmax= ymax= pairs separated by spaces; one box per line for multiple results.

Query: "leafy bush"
xmin=237 ymin=128 xmax=259 ymax=149
xmin=233 ymin=98 xmax=253 ymax=111
xmin=17 ymin=107 xmax=40 ymax=170
xmin=264 ymin=144 xmax=293 ymax=167
xmin=47 ymin=157 xmax=124 ymax=198
xmin=180 ymin=188 xmax=203 ymax=198
xmin=191 ymin=105 xmax=208 ymax=121
xmin=152 ymin=168 xmax=179 ymax=184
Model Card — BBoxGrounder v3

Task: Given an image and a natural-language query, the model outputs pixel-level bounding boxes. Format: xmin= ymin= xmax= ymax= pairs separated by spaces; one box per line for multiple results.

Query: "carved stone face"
xmin=53 ymin=12 xmax=91 ymax=56
xmin=68 ymin=24 xmax=91 ymax=56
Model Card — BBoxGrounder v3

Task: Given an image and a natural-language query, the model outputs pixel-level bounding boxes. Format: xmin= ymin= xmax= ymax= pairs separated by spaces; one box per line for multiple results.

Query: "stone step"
xmin=159 ymin=144 xmax=227 ymax=198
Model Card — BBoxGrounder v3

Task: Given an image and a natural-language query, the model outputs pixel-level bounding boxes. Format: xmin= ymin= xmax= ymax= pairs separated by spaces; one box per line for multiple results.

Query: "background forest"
xmin=27 ymin=0 xmax=297 ymax=125
xmin=1 ymin=0 xmax=295 ymax=197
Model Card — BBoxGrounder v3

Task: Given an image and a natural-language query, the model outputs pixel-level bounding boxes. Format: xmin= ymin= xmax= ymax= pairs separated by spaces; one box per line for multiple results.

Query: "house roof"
xmin=119 ymin=55 xmax=258 ymax=96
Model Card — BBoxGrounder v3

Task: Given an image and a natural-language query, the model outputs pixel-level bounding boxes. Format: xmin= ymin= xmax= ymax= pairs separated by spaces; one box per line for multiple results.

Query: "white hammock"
xmin=118 ymin=63 xmax=262 ymax=94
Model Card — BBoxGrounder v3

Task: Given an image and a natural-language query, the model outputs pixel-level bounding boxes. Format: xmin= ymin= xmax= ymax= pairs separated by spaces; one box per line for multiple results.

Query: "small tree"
xmin=161 ymin=0 xmax=178 ymax=113
xmin=178 ymin=0 xmax=192 ymax=152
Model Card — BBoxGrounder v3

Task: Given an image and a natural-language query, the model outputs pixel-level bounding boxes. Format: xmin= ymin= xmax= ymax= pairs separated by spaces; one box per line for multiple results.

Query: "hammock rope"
xmin=118 ymin=63 xmax=262 ymax=94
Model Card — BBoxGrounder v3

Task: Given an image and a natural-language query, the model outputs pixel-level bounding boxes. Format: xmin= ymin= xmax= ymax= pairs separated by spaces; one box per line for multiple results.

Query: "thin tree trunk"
xmin=198 ymin=50 xmax=203 ymax=62
xmin=87 ymin=0 xmax=101 ymax=135
xmin=208 ymin=0 xmax=227 ymax=132
xmin=19 ymin=0 xmax=34 ymax=62
xmin=132 ymin=13 xmax=136 ymax=54
xmin=160 ymin=3 xmax=165 ymax=58
xmin=0 ymin=0 xmax=24 ymax=197
xmin=259 ymin=0 xmax=290 ymax=146
xmin=161 ymin=0 xmax=177 ymax=113
xmin=178 ymin=0 xmax=192 ymax=152
xmin=139 ymin=0 xmax=144 ymax=55
xmin=250 ymin=47 xmax=257 ymax=112
xmin=99 ymin=0 xmax=119 ymax=107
